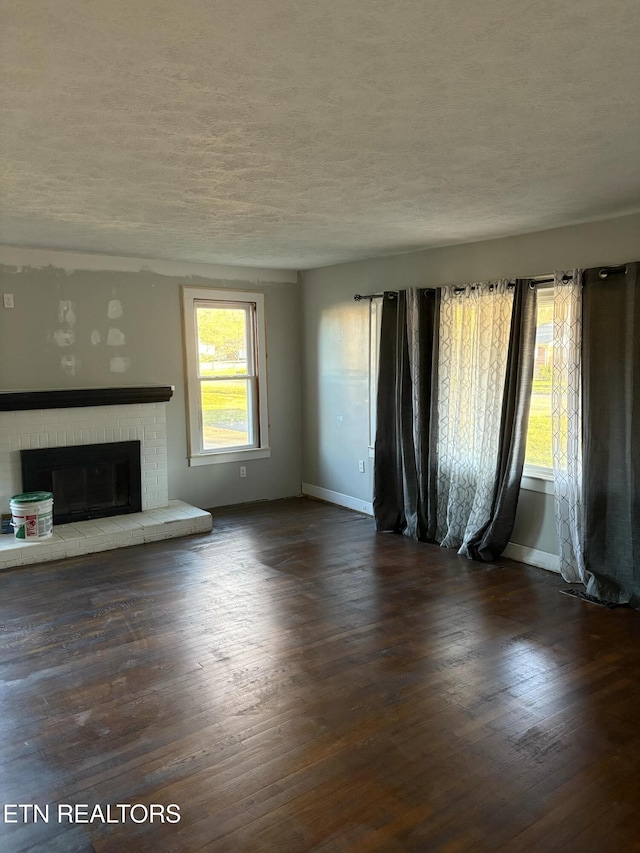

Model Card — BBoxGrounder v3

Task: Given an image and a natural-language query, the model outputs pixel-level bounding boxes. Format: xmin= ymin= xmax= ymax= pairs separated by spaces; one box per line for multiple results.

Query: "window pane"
xmin=201 ymin=380 xmax=251 ymax=449
xmin=196 ymin=306 xmax=249 ymax=377
xmin=525 ymin=289 xmax=553 ymax=469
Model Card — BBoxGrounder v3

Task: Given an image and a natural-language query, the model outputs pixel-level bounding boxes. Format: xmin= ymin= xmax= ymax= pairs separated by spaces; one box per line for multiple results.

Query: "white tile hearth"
xmin=0 ymin=500 xmax=212 ymax=569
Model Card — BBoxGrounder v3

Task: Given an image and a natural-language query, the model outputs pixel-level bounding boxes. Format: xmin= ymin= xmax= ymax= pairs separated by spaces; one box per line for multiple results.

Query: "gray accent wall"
xmin=301 ymin=212 xmax=640 ymax=560
xmin=0 ymin=251 xmax=301 ymax=509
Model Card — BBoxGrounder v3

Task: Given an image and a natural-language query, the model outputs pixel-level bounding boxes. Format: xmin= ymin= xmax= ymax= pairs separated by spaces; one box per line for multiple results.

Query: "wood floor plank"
xmin=0 ymin=496 xmax=639 ymax=852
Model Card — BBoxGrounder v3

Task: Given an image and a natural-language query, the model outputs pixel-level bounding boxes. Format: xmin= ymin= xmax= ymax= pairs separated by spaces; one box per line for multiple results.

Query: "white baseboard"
xmin=302 ymin=483 xmax=373 ymax=516
xmin=300 ymin=487 xmax=559 ymax=573
xmin=503 ymin=542 xmax=560 ymax=573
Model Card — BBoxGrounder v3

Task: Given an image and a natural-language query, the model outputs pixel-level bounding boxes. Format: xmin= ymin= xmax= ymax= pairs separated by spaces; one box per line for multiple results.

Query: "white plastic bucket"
xmin=10 ymin=492 xmax=54 ymax=540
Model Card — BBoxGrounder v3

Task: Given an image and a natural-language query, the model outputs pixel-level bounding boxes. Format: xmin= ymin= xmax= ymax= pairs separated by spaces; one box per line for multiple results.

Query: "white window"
xmin=182 ymin=286 xmax=270 ymax=466
xmin=524 ymin=285 xmax=553 ymax=483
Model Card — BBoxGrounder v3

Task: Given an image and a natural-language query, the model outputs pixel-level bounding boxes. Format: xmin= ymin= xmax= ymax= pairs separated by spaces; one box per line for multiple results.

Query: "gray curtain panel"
xmin=375 ymin=282 xmax=535 ymax=562
xmin=373 ymin=289 xmax=439 ymax=540
xmin=464 ymin=281 xmax=537 ymax=561
xmin=583 ymin=262 xmax=640 ymax=606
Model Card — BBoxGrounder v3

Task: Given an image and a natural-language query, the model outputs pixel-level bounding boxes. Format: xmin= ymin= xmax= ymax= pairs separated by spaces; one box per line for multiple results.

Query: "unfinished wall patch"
xmin=53 ymin=299 xmax=80 ymax=374
xmin=53 ymin=329 xmax=75 ymax=347
xmin=107 ymin=328 xmax=125 ymax=347
xmin=61 ymin=354 xmax=81 ymax=376
xmin=110 ymin=356 xmax=131 ymax=374
xmin=107 ymin=298 xmax=123 ymax=320
xmin=58 ymin=300 xmax=76 ymax=326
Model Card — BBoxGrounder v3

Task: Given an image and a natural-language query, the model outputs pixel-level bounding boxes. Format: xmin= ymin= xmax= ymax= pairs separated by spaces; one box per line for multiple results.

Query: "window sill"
xmin=521 ymin=469 xmax=554 ymax=495
xmin=188 ymin=447 xmax=271 ymax=467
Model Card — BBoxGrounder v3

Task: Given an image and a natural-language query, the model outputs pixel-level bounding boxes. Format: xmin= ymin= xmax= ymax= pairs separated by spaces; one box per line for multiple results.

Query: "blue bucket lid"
xmin=10 ymin=491 xmax=54 ymax=504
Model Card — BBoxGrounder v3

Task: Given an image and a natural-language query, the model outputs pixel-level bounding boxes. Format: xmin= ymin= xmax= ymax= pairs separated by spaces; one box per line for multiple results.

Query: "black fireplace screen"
xmin=20 ymin=441 xmax=142 ymax=524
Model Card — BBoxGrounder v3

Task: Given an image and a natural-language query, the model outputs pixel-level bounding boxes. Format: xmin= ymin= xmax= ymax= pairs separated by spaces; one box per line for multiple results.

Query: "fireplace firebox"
xmin=20 ymin=441 xmax=142 ymax=524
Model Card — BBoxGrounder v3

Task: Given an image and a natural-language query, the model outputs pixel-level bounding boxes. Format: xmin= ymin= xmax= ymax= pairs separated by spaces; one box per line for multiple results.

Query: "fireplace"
xmin=21 ymin=441 xmax=142 ymax=525
xmin=0 ymin=387 xmax=212 ymax=570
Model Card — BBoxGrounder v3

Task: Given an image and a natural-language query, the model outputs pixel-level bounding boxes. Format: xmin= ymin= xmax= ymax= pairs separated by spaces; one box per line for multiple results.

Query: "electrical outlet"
xmin=358 ymin=459 xmax=365 ymax=473
xmin=3 ymin=294 xmax=14 ymax=309
xmin=239 ymin=465 xmax=247 ymax=479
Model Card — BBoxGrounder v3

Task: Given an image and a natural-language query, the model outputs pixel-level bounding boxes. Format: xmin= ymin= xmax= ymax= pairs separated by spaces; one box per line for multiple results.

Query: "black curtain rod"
xmin=528 ymin=265 xmax=628 ymax=286
xmin=454 ymin=281 xmax=516 ymax=294
xmin=597 ymin=264 xmax=628 ymax=279
xmin=354 ymin=284 xmax=516 ymax=299
xmin=527 ymin=274 xmax=571 ymax=288
xmin=353 ymin=292 xmax=387 ymax=301
xmin=353 ymin=266 xmax=628 ymax=301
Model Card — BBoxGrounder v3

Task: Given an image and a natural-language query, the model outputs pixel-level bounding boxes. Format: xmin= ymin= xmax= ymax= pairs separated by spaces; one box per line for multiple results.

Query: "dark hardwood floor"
xmin=0 ymin=496 xmax=639 ymax=852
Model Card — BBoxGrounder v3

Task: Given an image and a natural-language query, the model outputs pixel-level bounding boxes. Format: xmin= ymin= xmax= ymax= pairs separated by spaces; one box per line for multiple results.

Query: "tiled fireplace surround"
xmin=0 ymin=388 xmax=212 ymax=569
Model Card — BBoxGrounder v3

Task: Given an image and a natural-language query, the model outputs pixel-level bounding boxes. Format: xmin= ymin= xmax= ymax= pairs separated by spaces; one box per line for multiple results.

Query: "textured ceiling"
xmin=1 ymin=0 xmax=640 ymax=270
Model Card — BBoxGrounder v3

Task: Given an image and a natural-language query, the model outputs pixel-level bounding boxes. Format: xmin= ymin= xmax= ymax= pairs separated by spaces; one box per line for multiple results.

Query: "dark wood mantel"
xmin=0 ymin=386 xmax=174 ymax=412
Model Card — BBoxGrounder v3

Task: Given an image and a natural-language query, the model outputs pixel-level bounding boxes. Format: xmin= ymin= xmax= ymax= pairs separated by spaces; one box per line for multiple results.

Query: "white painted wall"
xmin=301 ymin=211 xmax=640 ymax=560
xmin=0 ymin=247 xmax=302 ymax=510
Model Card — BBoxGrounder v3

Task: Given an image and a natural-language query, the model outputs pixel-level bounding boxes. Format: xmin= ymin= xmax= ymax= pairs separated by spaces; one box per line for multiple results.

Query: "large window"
xmin=524 ymin=286 xmax=553 ymax=477
xmin=367 ymin=285 xmax=557 ymax=484
xmin=182 ymin=287 xmax=270 ymax=465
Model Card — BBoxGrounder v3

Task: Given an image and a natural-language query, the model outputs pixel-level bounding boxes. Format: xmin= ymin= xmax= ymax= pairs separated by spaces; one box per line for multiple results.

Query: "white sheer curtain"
xmin=552 ymin=270 xmax=586 ymax=582
xmin=436 ymin=281 xmax=514 ymax=553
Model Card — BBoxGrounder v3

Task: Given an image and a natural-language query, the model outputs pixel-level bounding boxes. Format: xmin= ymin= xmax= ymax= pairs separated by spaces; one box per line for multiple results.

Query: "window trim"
xmin=521 ymin=471 xmax=554 ymax=494
xmin=182 ymin=286 xmax=270 ymax=466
